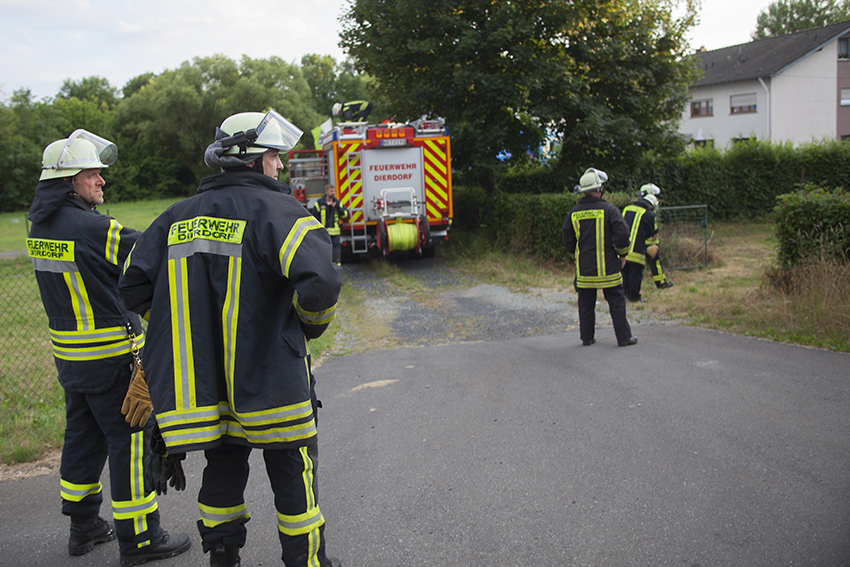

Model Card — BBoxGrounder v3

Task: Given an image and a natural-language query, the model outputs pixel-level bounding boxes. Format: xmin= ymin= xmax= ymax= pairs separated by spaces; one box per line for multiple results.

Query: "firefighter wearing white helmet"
xmin=637 ymin=190 xmax=674 ymax=290
xmin=622 ymin=189 xmax=663 ymax=302
xmin=637 ymin=183 xmax=661 ymax=197
xmin=120 ymin=109 xmax=343 ymax=567
xmin=28 ymin=130 xmax=191 ymax=564
xmin=562 ymin=168 xmax=637 ymax=347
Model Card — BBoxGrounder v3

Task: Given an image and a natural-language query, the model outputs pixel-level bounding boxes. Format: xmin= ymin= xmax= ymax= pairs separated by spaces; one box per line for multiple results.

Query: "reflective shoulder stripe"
xmin=279 ymin=217 xmax=323 ymax=278
xmin=168 ymin=239 xmax=243 ymax=260
xmin=31 ymin=257 xmax=79 ymax=273
xmin=105 ymin=220 xmax=122 ymax=265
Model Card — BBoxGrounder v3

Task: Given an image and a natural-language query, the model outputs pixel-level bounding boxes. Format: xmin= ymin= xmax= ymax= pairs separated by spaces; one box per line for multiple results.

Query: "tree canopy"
xmin=752 ymin=0 xmax=850 ymax=40
xmin=340 ymin=0 xmax=700 ymax=190
xmin=0 ymin=54 xmax=365 ymax=209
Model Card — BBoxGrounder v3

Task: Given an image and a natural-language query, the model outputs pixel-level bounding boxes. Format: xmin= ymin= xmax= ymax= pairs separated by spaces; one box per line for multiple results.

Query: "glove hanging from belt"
xmin=121 ymin=360 xmax=153 ymax=427
xmin=121 ymin=322 xmax=154 ymax=428
xmin=646 ymin=244 xmax=659 ymax=258
xmin=145 ymin=423 xmax=187 ymax=495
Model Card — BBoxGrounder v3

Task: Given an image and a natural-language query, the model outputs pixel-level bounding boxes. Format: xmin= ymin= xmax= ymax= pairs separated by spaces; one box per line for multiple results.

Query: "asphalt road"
xmin=1 ymin=324 xmax=848 ymax=567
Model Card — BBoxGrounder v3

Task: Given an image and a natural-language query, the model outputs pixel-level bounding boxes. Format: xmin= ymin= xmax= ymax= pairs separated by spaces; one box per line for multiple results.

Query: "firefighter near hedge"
xmin=622 ymin=183 xmax=673 ymax=301
xmin=562 ymin=168 xmax=638 ymax=347
xmin=27 ymin=130 xmax=190 ymax=565
xmin=118 ymin=110 xmax=343 ymax=567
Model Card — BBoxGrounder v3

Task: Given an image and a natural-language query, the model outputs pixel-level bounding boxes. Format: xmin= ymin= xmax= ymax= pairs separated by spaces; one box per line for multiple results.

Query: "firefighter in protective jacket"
xmin=621 ymin=192 xmax=659 ymax=302
xmin=637 ymin=184 xmax=674 ymax=290
xmin=562 ymin=168 xmax=637 ymax=347
xmin=118 ymin=110 xmax=342 ymax=567
xmin=312 ymin=184 xmax=349 ymax=263
xmin=27 ymin=130 xmax=190 ymax=565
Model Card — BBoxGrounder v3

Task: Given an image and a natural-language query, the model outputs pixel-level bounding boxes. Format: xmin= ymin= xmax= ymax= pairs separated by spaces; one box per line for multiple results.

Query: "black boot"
xmin=68 ymin=515 xmax=116 ymax=556
xmin=210 ymin=544 xmax=241 ymax=567
xmin=120 ymin=531 xmax=191 ymax=566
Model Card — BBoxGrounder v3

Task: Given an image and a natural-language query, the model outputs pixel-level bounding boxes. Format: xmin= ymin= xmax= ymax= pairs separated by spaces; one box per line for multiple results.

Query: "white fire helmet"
xmin=40 ymin=130 xmax=117 ymax=181
xmin=638 ymin=183 xmax=661 ymax=197
xmin=575 ymin=167 xmax=608 ymax=193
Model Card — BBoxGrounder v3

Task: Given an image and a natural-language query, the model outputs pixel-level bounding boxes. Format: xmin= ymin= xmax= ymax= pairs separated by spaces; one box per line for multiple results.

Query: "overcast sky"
xmin=1 ymin=0 xmax=771 ymax=102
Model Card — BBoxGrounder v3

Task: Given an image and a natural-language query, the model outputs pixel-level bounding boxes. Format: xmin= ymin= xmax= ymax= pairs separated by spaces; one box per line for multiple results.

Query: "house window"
xmin=840 ymin=38 xmax=850 ymax=60
xmin=692 ymin=139 xmax=714 ymax=149
xmin=841 ymin=88 xmax=850 ymax=106
xmin=731 ymin=93 xmax=757 ymax=114
xmin=691 ymin=99 xmax=713 ymax=117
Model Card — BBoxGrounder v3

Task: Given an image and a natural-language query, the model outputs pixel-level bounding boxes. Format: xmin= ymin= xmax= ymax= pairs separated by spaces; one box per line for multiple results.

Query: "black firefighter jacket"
xmin=118 ymin=172 xmax=342 ymax=454
xmin=562 ymin=194 xmax=631 ymax=289
xmin=622 ymin=198 xmax=658 ymax=266
xmin=27 ymin=179 xmax=143 ymax=393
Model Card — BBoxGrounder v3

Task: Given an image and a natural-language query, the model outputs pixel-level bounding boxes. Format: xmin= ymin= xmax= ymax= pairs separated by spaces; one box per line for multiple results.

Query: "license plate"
xmin=381 ymin=139 xmax=407 ymax=146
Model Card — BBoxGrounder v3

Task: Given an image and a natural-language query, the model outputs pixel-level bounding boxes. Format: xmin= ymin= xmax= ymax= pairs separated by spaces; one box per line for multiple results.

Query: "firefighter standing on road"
xmin=621 ymin=189 xmax=660 ymax=302
xmin=119 ymin=110 xmax=343 ymax=567
xmin=562 ymin=168 xmax=637 ymax=347
xmin=26 ymin=130 xmax=190 ymax=565
xmin=311 ymin=184 xmax=349 ymax=264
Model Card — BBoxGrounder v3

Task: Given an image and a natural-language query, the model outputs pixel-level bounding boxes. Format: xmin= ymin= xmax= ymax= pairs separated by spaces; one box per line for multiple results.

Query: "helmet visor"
xmin=255 ymin=109 xmax=303 ymax=151
xmin=50 ymin=129 xmax=118 ymax=171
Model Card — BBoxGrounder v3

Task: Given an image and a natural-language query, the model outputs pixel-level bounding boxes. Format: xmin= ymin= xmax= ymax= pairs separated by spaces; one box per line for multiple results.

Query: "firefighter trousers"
xmin=576 ymin=285 xmax=632 ymax=344
xmin=621 ymin=261 xmax=645 ymax=301
xmin=647 ymin=250 xmax=670 ymax=287
xmin=197 ymin=441 xmax=327 ymax=567
xmin=60 ymin=365 xmax=164 ymax=556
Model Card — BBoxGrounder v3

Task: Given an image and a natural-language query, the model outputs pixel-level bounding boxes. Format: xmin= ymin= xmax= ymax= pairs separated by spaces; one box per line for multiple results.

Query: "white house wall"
xmin=770 ymin=42 xmax=837 ymax=143
xmin=679 ymin=80 xmax=767 ymax=148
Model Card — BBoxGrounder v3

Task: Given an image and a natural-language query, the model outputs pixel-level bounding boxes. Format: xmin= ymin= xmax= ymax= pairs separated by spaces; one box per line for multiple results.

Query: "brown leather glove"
xmin=121 ymin=362 xmax=153 ymax=427
xmin=646 ymin=244 xmax=658 ymax=258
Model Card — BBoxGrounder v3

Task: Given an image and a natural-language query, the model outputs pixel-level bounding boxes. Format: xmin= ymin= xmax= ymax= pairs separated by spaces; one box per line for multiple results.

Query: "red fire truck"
xmin=288 ymin=116 xmax=453 ymax=260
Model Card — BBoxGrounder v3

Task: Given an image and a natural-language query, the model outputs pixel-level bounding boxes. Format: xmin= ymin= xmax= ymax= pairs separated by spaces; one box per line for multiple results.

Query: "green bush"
xmin=774 ymin=186 xmax=850 ymax=267
xmin=453 ymin=185 xmax=633 ymax=262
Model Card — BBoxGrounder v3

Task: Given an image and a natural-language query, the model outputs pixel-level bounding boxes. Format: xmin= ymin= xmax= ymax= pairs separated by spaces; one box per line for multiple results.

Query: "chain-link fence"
xmin=0 ymin=256 xmax=62 ymax=414
xmin=658 ymin=205 xmax=709 ymax=270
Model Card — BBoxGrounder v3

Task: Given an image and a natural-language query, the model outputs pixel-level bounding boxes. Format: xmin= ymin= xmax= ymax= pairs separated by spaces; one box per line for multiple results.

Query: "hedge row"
xmin=773 ymin=187 xmax=850 ymax=267
xmin=491 ymin=139 xmax=850 ymax=222
xmin=453 ymin=185 xmax=633 ymax=262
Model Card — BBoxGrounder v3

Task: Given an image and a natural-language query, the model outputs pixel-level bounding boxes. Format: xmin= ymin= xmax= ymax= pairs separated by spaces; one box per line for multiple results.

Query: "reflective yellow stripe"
xmin=63 ymin=271 xmax=94 ymax=331
xmin=112 ymin=491 xmax=157 ymax=520
xmin=52 ymin=334 xmax=144 ymax=361
xmin=169 ymin=257 xmax=196 ymax=410
xmin=294 ymin=295 xmax=337 ymax=326
xmin=280 ymin=217 xmax=324 ymax=278
xmin=50 ymin=326 xmax=129 ymax=344
xmin=223 ymin=256 xmax=241 ymax=409
xmin=277 ymin=446 xmax=324 ymax=536
xmin=60 ymin=478 xmax=102 ymax=502
xmin=106 ymin=220 xmax=122 ymax=265
xmin=199 ymin=502 xmax=250 ymax=528
xmin=112 ymin=431 xmax=155 ymax=547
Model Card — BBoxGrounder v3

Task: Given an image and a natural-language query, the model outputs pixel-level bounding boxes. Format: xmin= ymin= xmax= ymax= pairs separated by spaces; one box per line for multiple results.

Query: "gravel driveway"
xmin=331 ymin=256 xmax=677 ymax=354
